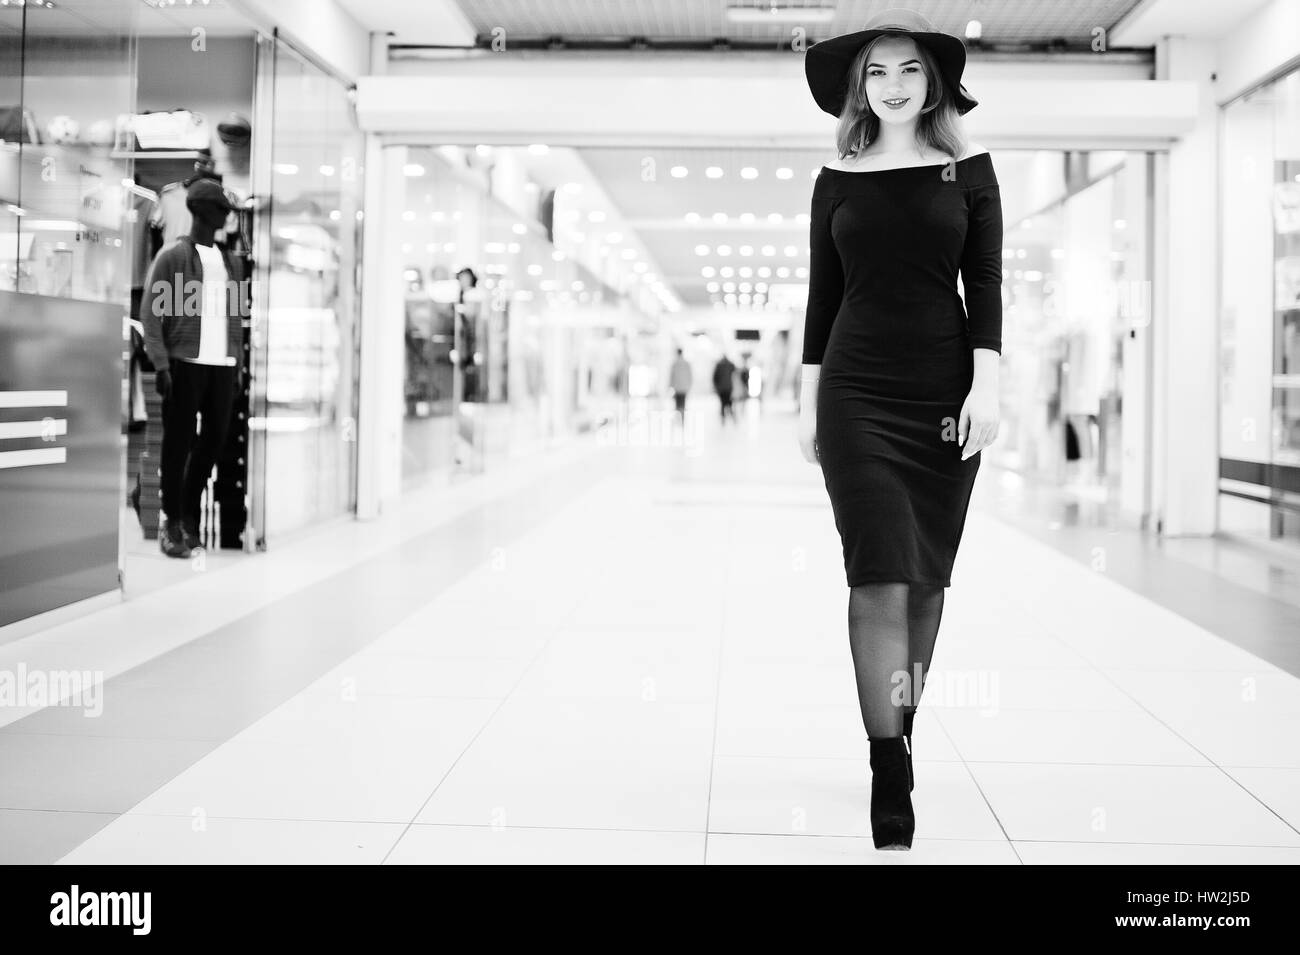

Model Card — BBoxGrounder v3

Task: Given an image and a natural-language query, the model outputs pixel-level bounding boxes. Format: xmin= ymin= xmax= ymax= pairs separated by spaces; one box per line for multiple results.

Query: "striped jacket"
xmin=140 ymin=235 xmax=246 ymax=371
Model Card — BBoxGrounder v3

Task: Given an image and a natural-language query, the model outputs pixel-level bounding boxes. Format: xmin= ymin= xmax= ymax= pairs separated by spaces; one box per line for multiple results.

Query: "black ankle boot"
xmin=903 ymin=709 xmax=915 ymax=792
xmin=868 ymin=736 xmax=915 ymax=850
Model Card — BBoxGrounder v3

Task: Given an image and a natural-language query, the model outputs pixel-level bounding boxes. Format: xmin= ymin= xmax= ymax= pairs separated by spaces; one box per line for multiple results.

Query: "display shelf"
xmin=110 ymin=150 xmax=210 ymax=160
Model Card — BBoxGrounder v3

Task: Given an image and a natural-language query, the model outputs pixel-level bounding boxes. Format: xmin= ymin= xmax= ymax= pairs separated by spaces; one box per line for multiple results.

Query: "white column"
xmin=356 ymin=32 xmax=406 ymax=518
xmin=1150 ymin=37 xmax=1219 ymax=536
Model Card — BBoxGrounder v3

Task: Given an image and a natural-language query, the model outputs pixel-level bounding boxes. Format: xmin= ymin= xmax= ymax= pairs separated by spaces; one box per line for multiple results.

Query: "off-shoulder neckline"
xmin=821 ymin=151 xmax=990 ymax=175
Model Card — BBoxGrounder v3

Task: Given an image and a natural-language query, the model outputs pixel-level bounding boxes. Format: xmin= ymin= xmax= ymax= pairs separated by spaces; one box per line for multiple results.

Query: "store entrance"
xmin=119 ymin=32 xmax=261 ymax=597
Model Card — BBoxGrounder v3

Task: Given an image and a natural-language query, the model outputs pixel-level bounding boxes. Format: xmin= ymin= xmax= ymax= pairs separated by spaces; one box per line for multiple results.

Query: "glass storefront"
xmin=988 ymin=150 xmax=1152 ymax=520
xmin=395 ymin=145 xmax=653 ymax=487
xmin=1 ymin=1 xmax=136 ymax=628
xmin=0 ymin=1 xmax=364 ymax=633
xmin=248 ymin=36 xmax=363 ymax=543
xmin=1219 ymin=66 xmax=1300 ymax=546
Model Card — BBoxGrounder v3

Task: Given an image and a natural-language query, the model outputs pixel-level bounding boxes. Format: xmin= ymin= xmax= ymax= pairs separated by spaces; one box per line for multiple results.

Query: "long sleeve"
xmin=960 ymin=176 xmax=1004 ymax=354
xmin=801 ymin=191 xmax=844 ymax=365
xmin=139 ymin=248 xmax=173 ymax=372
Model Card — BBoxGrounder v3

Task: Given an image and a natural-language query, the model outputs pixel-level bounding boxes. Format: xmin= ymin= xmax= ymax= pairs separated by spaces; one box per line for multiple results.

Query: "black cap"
xmin=186 ymin=177 xmax=235 ymax=211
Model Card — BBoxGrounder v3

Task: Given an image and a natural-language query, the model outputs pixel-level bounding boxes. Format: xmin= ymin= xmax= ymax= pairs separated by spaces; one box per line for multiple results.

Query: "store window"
xmin=0 ymin=1 xmax=135 ymax=629
xmin=247 ymin=37 xmax=363 ymax=542
xmin=1219 ymin=67 xmax=1300 ymax=545
xmin=990 ymin=150 xmax=1152 ymax=520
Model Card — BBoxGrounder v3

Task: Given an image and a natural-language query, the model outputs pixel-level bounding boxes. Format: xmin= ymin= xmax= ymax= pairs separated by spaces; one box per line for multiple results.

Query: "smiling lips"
xmin=883 ymin=97 xmax=910 ymax=109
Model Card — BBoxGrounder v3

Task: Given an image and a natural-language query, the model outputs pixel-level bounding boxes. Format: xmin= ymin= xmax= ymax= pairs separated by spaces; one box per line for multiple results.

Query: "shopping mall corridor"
xmin=2 ymin=397 xmax=1299 ymax=865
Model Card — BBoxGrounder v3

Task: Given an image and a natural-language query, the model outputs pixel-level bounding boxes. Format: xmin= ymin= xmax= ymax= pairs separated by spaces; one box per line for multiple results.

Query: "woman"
xmin=798 ymin=9 xmax=1003 ymax=850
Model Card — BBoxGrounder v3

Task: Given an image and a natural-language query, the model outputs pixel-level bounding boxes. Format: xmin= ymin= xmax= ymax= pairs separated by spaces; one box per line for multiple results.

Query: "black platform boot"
xmin=868 ymin=736 xmax=915 ymax=850
xmin=903 ymin=709 xmax=915 ymax=792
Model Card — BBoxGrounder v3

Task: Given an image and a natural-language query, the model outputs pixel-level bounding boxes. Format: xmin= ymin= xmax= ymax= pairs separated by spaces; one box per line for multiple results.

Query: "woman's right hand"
xmin=798 ymin=406 xmax=819 ymax=465
xmin=797 ymin=367 xmax=821 ymax=464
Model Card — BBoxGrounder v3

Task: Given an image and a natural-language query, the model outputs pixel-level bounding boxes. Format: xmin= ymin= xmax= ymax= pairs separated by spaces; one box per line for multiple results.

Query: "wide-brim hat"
xmin=805 ymin=7 xmax=978 ymax=117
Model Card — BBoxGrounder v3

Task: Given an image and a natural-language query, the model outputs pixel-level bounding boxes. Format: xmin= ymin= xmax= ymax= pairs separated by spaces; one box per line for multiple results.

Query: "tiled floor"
xmin=2 ymin=397 xmax=1299 ymax=864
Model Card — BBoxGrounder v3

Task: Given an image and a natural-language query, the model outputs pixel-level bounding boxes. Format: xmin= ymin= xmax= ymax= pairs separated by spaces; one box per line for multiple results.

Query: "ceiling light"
xmin=527 ymin=143 xmax=549 ymax=154
xmin=724 ymin=4 xmax=833 ymax=24
xmin=706 ymin=166 xmax=724 ymax=179
xmin=775 ymin=167 xmax=793 ymax=180
xmin=741 ymin=167 xmax=758 ymax=179
xmin=965 ymin=20 xmax=983 ymax=41
xmin=671 ymin=166 xmax=689 ymax=178
xmin=402 ymin=163 xmax=425 ymax=176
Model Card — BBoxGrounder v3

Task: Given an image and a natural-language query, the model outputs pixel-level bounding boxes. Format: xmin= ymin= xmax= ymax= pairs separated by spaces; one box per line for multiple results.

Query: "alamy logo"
xmin=0 ymin=664 xmax=103 ymax=717
xmin=49 ymin=885 xmax=151 ymax=935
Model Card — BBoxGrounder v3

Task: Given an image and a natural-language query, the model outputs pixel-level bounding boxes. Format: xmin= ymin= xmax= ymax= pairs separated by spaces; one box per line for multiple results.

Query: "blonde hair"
xmin=834 ymin=35 xmax=968 ymax=161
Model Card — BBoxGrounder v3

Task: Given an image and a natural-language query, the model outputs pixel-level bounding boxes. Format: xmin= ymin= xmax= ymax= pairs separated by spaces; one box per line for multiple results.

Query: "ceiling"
xmin=358 ymin=0 xmax=1150 ymax=49
xmin=0 ymin=0 xmax=257 ymax=38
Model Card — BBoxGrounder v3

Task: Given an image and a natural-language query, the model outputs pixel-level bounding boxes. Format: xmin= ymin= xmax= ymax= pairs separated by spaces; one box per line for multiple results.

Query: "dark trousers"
xmin=718 ymin=390 xmax=735 ymax=422
xmin=161 ymin=360 xmax=237 ymax=531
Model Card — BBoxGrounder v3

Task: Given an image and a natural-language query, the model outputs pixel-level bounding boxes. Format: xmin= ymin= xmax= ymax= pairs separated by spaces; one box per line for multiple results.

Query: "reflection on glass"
xmin=0 ymin=4 xmax=134 ymax=302
xmin=257 ymin=40 xmax=363 ymax=539
xmin=989 ymin=151 xmax=1149 ymax=512
xmin=1219 ymin=67 xmax=1300 ymax=543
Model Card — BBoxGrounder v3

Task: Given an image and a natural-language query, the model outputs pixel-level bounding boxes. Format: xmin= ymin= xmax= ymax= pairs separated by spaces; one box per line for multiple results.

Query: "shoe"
xmin=868 ymin=736 xmax=915 ymax=850
xmin=181 ymin=519 xmax=202 ymax=552
xmin=903 ymin=709 xmax=915 ymax=792
xmin=159 ymin=518 xmax=192 ymax=559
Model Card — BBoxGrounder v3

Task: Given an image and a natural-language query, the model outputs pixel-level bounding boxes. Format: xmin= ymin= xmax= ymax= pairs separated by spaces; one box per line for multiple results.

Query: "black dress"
xmin=802 ymin=152 xmax=1003 ymax=588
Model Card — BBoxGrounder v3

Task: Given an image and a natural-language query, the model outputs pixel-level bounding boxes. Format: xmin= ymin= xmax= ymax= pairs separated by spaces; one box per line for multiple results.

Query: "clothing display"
xmin=161 ymin=359 xmax=237 ymax=536
xmin=139 ymin=235 xmax=243 ymax=370
xmin=193 ymin=242 xmax=236 ymax=366
xmin=804 ymin=152 xmax=1003 ymax=587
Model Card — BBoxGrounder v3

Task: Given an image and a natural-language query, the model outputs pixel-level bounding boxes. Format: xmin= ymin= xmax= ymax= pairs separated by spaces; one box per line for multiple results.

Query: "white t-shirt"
xmin=188 ymin=242 xmax=236 ymax=366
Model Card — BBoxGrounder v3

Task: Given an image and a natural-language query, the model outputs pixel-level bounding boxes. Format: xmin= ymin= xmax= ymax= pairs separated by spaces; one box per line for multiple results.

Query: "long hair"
xmin=834 ymin=35 xmax=968 ymax=161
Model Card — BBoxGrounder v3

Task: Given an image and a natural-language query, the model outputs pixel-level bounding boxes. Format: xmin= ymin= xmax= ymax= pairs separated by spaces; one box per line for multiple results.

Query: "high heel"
xmin=903 ymin=709 xmax=915 ymax=792
xmin=868 ymin=736 xmax=915 ymax=850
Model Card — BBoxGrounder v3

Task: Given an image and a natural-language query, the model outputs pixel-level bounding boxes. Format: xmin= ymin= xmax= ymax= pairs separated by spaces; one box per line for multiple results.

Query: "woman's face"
xmin=862 ymin=36 xmax=929 ymax=126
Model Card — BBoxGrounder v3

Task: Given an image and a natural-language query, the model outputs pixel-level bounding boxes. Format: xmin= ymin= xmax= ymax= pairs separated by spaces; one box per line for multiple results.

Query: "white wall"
xmin=228 ymin=0 xmax=371 ymax=81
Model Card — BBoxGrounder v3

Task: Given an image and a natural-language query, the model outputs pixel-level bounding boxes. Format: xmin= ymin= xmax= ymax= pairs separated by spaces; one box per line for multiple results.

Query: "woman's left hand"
xmin=958 ymin=383 xmax=1000 ymax=460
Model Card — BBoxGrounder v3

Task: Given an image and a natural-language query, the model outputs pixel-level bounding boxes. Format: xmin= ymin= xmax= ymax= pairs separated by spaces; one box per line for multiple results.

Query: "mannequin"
xmin=140 ymin=178 xmax=243 ymax=558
